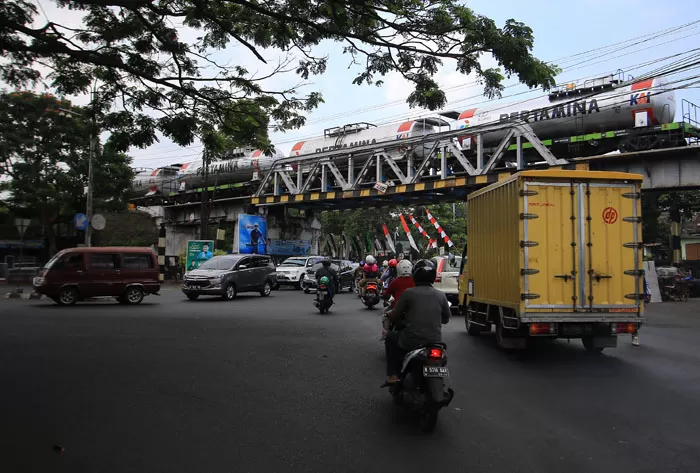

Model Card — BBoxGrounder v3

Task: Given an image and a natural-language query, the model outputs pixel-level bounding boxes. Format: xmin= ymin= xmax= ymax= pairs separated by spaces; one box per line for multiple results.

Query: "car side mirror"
xmin=239 ymin=264 xmax=248 ymax=270
xmin=448 ymin=254 xmax=456 ymax=265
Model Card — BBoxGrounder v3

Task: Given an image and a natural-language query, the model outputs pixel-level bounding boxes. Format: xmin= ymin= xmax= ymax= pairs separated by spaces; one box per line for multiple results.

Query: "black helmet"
xmin=412 ymin=259 xmax=436 ymax=286
xmin=321 ymin=258 xmax=331 ymax=268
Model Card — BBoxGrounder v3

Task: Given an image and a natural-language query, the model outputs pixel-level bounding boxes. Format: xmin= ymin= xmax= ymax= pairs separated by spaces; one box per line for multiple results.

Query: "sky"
xmin=9 ymin=0 xmax=700 ymax=170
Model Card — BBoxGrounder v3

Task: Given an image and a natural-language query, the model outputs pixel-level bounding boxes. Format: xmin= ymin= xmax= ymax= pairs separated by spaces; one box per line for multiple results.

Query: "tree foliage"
xmin=0 ymin=90 xmax=134 ymax=253
xmin=0 ymin=0 xmax=558 ymax=152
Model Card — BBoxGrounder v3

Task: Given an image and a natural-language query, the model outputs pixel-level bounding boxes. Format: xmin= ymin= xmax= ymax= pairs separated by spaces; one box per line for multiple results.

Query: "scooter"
xmin=385 ymin=343 xmax=455 ymax=433
xmin=314 ymin=277 xmax=333 ymax=314
xmin=362 ymin=281 xmax=380 ymax=309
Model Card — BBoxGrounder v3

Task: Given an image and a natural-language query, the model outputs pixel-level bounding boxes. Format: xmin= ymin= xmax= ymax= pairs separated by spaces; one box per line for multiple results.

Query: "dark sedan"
xmin=301 ymin=259 xmax=355 ymax=293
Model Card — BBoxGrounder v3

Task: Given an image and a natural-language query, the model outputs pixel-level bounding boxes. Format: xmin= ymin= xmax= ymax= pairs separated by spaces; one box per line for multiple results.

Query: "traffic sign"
xmin=14 ymin=218 xmax=31 ymax=238
xmin=91 ymin=213 xmax=106 ymax=231
xmin=74 ymin=213 xmax=88 ymax=231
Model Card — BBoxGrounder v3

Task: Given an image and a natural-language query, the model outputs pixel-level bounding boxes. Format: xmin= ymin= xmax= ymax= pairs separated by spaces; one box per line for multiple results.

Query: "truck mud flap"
xmin=586 ymin=335 xmax=618 ymax=348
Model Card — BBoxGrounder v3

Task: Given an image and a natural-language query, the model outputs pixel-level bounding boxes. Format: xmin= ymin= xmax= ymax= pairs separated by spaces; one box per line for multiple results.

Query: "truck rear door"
xmin=523 ymin=179 xmax=641 ymax=312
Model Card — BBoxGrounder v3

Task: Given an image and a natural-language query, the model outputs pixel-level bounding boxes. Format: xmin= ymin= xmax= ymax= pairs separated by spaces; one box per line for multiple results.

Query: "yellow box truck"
xmin=458 ymin=169 xmax=645 ymax=352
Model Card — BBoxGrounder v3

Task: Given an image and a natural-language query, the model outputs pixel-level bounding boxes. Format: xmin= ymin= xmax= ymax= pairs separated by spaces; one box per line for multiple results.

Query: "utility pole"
xmin=85 ymin=87 xmax=97 ymax=246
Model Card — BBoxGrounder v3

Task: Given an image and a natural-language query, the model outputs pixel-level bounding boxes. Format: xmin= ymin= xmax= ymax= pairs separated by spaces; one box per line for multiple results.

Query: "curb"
xmin=2 ymin=292 xmax=48 ymax=301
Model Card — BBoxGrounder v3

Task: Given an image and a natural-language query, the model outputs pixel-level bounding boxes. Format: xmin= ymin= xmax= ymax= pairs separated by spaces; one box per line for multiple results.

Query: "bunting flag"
xmin=425 ymin=209 xmax=455 ymax=248
xmin=365 ymin=232 xmax=373 ymax=253
xmin=408 ymin=214 xmax=438 ymax=249
xmin=382 ymin=224 xmax=396 ymax=253
xmin=374 ymin=237 xmax=385 ymax=255
xmin=328 ymin=234 xmax=337 ymax=257
xmin=399 ymin=214 xmax=420 ymax=252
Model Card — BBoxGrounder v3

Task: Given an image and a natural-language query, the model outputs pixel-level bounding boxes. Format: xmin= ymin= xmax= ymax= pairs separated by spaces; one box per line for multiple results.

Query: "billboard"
xmin=238 ymin=214 xmax=267 ymax=254
xmin=268 ymin=239 xmax=312 ymax=256
xmin=186 ymin=240 xmax=214 ymax=271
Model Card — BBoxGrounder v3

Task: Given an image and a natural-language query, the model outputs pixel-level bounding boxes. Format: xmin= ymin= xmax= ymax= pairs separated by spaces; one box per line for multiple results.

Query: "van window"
xmin=123 ymin=254 xmax=154 ymax=269
xmin=90 ymin=253 xmax=120 ymax=270
xmin=52 ymin=253 xmax=83 ymax=271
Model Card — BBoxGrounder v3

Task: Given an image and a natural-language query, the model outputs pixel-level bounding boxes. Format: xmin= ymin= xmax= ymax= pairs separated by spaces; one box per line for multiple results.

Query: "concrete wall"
xmin=144 ymin=201 xmax=325 ymax=257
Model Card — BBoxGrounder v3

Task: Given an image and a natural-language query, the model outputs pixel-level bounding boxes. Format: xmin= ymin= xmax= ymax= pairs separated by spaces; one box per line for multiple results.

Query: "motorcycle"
xmin=381 ymin=296 xmax=395 ymax=340
xmin=385 ymin=343 xmax=455 ymax=433
xmin=362 ymin=281 xmax=380 ymax=309
xmin=314 ymin=276 xmax=334 ymax=314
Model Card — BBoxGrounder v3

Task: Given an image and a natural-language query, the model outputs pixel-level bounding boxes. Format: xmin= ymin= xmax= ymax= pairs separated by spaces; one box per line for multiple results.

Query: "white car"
xmin=274 ymin=256 xmax=324 ymax=289
xmin=430 ymin=255 xmax=462 ymax=308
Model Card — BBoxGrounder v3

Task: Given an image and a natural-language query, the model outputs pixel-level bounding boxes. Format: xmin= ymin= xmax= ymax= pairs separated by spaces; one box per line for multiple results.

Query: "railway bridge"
xmin=129 ymin=121 xmax=700 ymax=265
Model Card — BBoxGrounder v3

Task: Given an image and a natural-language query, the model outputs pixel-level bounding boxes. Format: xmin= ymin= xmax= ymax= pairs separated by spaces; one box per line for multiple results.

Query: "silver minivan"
xmin=182 ymin=254 xmax=277 ymax=301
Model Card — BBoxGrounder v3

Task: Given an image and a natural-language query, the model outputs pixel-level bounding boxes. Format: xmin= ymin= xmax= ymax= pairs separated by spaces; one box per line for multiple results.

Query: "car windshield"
xmin=446 ymin=256 xmax=462 ymax=271
xmin=280 ymin=258 xmax=306 ymax=267
xmin=197 ymin=256 xmax=241 ymax=270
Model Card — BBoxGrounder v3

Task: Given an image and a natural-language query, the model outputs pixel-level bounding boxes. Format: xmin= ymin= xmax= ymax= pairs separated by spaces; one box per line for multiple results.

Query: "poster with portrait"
xmin=238 ymin=214 xmax=267 ymax=254
xmin=186 ymin=240 xmax=214 ymax=271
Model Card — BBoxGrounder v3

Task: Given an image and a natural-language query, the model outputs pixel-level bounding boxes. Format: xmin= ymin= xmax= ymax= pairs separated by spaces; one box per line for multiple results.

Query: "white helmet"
xmin=397 ymin=259 xmax=413 ymax=277
xmin=365 ymin=255 xmax=376 ymax=265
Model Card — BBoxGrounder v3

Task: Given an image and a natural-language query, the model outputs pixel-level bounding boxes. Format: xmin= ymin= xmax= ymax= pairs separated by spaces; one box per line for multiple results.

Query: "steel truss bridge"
xmin=249 ymin=121 xmax=700 ymax=209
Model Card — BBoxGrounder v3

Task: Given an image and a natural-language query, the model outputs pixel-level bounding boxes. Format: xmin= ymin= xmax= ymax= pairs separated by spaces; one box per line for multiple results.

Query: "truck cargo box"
xmin=461 ymin=170 xmax=645 ymax=351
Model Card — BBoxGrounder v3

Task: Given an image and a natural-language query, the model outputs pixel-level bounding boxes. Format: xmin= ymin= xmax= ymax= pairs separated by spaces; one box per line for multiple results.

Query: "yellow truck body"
xmin=458 ymin=169 xmax=645 ymax=351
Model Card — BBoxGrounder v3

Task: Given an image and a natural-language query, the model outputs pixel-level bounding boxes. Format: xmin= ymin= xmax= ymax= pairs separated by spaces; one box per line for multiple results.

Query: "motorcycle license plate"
xmin=318 ymin=290 xmax=327 ymax=295
xmin=423 ymin=366 xmax=449 ymax=378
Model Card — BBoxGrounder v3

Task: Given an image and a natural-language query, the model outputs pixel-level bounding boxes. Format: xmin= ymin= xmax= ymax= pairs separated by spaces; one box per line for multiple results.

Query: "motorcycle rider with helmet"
xmin=383 ymin=259 xmax=451 ymax=386
xmin=315 ymin=258 xmax=339 ymax=298
xmin=383 ymin=259 xmax=414 ymax=309
xmin=381 ymin=258 xmax=399 ymax=288
xmin=359 ymin=255 xmax=380 ymax=298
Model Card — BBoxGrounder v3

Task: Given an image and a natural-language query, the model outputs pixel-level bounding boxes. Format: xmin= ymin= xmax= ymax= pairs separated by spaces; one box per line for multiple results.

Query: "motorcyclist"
xmin=359 ymin=255 xmax=379 ymax=297
xmin=315 ymin=258 xmax=339 ymax=298
xmin=381 ymin=258 xmax=399 ymax=289
xmin=383 ymin=259 xmax=450 ymax=386
xmin=383 ymin=260 xmax=414 ymax=309
xmin=353 ymin=261 xmax=365 ymax=294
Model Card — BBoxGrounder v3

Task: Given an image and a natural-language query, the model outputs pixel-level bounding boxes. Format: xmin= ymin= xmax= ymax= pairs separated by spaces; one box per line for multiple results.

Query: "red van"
xmin=33 ymin=247 xmax=161 ymax=305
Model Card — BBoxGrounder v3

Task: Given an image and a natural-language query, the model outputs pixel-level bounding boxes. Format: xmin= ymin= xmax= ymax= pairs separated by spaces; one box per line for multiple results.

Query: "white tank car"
xmin=289 ymin=118 xmax=451 ymax=159
xmin=132 ymin=165 xmax=182 ymax=197
xmin=445 ymin=76 xmax=676 ymax=151
xmin=177 ymin=148 xmax=286 ymax=190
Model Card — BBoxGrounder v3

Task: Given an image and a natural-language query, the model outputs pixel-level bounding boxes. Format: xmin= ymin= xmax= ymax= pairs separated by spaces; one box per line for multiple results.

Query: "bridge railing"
xmin=254 ymin=121 xmax=568 ymax=198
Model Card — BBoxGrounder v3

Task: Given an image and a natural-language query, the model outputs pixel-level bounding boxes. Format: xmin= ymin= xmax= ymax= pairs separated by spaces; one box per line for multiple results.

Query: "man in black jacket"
xmin=315 ymin=258 xmax=339 ymax=297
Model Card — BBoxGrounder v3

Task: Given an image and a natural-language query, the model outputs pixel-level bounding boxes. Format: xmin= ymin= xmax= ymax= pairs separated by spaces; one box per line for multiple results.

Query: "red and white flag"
xmin=425 ymin=209 xmax=455 ymax=248
xmin=408 ymin=214 xmax=438 ymax=249
xmin=382 ymin=224 xmax=396 ymax=253
xmin=399 ymin=214 xmax=420 ymax=252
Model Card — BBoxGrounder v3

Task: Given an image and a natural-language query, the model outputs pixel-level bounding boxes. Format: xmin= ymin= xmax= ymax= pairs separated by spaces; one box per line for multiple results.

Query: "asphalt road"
xmin=1 ymin=287 xmax=699 ymax=473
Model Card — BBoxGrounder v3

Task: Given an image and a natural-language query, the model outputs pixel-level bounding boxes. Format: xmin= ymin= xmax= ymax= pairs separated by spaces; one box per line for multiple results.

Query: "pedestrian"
xmin=633 ymin=278 xmax=652 ymax=347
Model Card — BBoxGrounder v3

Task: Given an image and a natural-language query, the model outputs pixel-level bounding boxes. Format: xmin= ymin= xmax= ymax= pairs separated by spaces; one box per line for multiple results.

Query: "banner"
xmin=186 ymin=240 xmax=214 ymax=271
xmin=268 ymin=239 xmax=311 ymax=256
xmin=399 ymin=214 xmax=420 ymax=252
xmin=425 ymin=209 xmax=455 ymax=248
xmin=408 ymin=214 xmax=438 ymax=249
xmin=382 ymin=224 xmax=396 ymax=253
xmin=238 ymin=214 xmax=268 ymax=254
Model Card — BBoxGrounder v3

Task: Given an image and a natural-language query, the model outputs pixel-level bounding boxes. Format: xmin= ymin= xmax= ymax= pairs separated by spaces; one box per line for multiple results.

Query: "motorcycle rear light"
xmin=529 ymin=323 xmax=557 ymax=335
xmin=428 ymin=348 xmax=443 ymax=359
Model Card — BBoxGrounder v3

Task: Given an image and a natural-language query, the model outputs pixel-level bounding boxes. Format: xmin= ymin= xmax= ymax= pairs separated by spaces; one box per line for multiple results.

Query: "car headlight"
xmin=209 ymin=277 xmax=222 ymax=285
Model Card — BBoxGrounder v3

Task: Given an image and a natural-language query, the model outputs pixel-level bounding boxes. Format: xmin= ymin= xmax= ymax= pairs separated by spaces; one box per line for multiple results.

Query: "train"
xmin=131 ymin=74 xmax=690 ymax=197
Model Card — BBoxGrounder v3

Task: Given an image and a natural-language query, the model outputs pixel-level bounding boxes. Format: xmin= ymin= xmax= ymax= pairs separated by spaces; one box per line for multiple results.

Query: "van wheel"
xmin=58 ymin=287 xmax=78 ymax=306
xmin=260 ymin=281 xmax=272 ymax=297
xmin=124 ymin=287 xmax=144 ymax=305
xmin=222 ymin=283 xmax=236 ymax=301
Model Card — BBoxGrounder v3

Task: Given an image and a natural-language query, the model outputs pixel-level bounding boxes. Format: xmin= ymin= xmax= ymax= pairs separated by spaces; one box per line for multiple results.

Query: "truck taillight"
xmin=529 ymin=323 xmax=557 ymax=335
xmin=612 ymin=323 xmax=638 ymax=334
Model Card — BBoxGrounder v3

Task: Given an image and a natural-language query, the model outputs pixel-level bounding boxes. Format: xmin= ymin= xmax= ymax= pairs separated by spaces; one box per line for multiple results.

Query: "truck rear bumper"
xmin=521 ymin=313 xmax=644 ymax=324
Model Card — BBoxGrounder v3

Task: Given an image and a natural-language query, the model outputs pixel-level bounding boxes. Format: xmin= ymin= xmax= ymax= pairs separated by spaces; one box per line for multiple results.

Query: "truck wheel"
xmin=465 ymin=311 xmax=481 ymax=336
xmin=582 ymin=336 xmax=604 ymax=353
